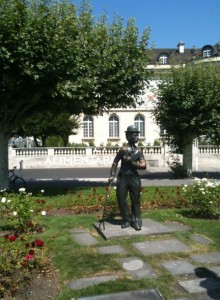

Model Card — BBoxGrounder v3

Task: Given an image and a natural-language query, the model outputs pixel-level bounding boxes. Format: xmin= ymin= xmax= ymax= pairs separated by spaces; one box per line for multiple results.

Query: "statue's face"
xmin=126 ymin=132 xmax=139 ymax=144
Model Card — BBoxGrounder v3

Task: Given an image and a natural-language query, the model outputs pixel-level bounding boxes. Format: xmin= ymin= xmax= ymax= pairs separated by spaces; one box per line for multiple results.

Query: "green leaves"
xmin=0 ymin=0 xmax=151 ymax=189
xmin=0 ymin=0 xmax=151 ymax=132
xmin=154 ymin=64 xmax=220 ymax=149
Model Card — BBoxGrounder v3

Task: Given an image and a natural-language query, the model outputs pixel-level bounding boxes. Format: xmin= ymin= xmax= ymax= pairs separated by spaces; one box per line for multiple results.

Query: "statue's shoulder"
xmin=118 ymin=145 xmax=127 ymax=153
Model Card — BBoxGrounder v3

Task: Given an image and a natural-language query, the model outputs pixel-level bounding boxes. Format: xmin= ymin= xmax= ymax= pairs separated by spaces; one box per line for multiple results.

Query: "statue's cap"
xmin=125 ymin=125 xmax=140 ymax=133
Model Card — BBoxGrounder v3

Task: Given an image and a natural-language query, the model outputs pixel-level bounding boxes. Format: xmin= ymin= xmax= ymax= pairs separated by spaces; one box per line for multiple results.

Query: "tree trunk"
xmin=0 ymin=130 xmax=10 ymax=189
xmin=182 ymin=142 xmax=193 ymax=177
xmin=63 ymin=135 xmax=68 ymax=147
xmin=41 ymin=136 xmax=47 ymax=147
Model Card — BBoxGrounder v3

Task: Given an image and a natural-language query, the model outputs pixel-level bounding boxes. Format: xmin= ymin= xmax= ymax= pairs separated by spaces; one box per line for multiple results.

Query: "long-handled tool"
xmin=99 ymin=181 xmax=113 ymax=231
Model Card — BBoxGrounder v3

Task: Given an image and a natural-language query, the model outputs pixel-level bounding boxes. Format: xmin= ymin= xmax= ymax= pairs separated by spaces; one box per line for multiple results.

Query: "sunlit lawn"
xmin=34 ymin=186 xmax=220 ymax=300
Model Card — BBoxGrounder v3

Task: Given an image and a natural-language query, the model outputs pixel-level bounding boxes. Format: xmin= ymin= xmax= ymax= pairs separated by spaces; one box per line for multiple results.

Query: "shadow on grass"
xmin=195 ymin=267 xmax=220 ymax=299
xmin=140 ymin=171 xmax=220 ymax=180
xmin=26 ymin=180 xmax=108 ymax=196
xmin=180 ymin=209 xmax=220 ymax=220
xmin=25 ymin=170 xmax=220 ymax=196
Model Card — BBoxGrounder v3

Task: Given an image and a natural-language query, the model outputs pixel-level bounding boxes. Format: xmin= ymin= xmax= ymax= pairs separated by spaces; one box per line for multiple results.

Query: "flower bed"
xmin=0 ymin=189 xmax=50 ymax=298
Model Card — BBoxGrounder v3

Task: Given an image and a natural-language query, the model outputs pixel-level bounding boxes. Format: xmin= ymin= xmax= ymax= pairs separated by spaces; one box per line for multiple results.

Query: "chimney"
xmin=177 ymin=41 xmax=185 ymax=53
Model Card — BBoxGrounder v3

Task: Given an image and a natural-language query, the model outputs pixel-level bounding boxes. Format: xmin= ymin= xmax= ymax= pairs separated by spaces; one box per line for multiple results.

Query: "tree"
xmin=15 ymin=112 xmax=79 ymax=147
xmin=153 ymin=64 xmax=220 ymax=176
xmin=0 ymin=0 xmax=151 ymax=189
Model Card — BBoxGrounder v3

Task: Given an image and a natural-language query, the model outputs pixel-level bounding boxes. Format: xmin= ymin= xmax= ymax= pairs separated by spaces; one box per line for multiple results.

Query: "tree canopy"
xmin=154 ymin=64 xmax=220 ymax=174
xmin=0 ymin=0 xmax=151 ymax=188
xmin=15 ymin=112 xmax=79 ymax=147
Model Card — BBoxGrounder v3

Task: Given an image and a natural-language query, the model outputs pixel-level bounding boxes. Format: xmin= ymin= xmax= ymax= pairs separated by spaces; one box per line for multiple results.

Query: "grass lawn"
xmin=33 ymin=186 xmax=220 ymax=300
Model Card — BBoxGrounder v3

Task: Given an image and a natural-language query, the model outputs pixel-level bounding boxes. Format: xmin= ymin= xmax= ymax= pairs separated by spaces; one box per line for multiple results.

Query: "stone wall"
xmin=8 ymin=146 xmax=220 ymax=171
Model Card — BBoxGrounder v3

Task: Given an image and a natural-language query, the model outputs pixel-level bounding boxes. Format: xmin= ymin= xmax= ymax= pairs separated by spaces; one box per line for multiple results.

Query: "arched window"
xmin=158 ymin=53 xmax=169 ymax=64
xmin=109 ymin=115 xmax=119 ymax=137
xmin=202 ymin=45 xmax=213 ymax=58
xmin=134 ymin=115 xmax=145 ymax=137
xmin=83 ymin=116 xmax=94 ymax=138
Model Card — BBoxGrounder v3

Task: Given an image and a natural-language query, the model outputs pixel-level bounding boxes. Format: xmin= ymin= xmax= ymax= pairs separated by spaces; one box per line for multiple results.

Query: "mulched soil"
xmin=3 ymin=269 xmax=60 ymax=300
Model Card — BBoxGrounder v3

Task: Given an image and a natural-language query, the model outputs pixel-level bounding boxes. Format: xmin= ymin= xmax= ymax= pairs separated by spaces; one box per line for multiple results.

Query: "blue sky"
xmin=75 ymin=0 xmax=220 ymax=49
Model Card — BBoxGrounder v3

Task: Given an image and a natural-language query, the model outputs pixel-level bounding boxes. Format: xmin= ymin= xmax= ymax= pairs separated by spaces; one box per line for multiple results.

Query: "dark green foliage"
xmin=154 ymin=65 xmax=220 ymax=173
xmin=0 ymin=0 xmax=151 ymax=189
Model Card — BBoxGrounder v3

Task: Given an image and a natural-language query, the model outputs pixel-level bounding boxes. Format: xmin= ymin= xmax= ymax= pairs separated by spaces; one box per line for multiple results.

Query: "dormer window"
xmin=158 ymin=53 xmax=169 ymax=64
xmin=202 ymin=45 xmax=213 ymax=58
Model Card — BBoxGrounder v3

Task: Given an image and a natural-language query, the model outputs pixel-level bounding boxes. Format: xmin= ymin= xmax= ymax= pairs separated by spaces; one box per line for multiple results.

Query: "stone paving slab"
xmin=190 ymin=234 xmax=214 ymax=245
xmin=178 ymin=277 xmax=220 ymax=293
xmin=116 ymin=256 xmax=156 ymax=279
xmin=71 ymin=232 xmax=98 ymax=246
xmin=67 ymin=275 xmax=117 ymax=290
xmin=133 ymin=239 xmax=190 ymax=256
xmin=190 ymin=252 xmax=220 ymax=264
xmin=97 ymin=245 xmax=126 ymax=255
xmin=209 ymin=266 xmax=220 ymax=277
xmin=75 ymin=288 xmax=164 ymax=299
xmin=163 ymin=221 xmax=191 ymax=232
xmin=161 ymin=260 xmax=196 ymax=275
xmin=93 ymin=218 xmax=175 ymax=240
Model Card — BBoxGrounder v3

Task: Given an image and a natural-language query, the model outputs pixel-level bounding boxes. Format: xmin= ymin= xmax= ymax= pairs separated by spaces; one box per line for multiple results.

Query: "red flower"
xmin=105 ymin=186 xmax=109 ymax=192
xmin=28 ymin=222 xmax=34 ymax=227
xmin=24 ymin=254 xmax=34 ymax=261
xmin=35 ymin=239 xmax=44 ymax=247
xmin=29 ymin=249 xmax=35 ymax=255
xmin=8 ymin=235 xmax=17 ymax=242
xmin=25 ymin=242 xmax=30 ymax=248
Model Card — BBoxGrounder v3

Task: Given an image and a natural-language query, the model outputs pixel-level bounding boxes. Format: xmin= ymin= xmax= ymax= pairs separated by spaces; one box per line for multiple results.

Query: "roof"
xmin=149 ymin=41 xmax=220 ymax=65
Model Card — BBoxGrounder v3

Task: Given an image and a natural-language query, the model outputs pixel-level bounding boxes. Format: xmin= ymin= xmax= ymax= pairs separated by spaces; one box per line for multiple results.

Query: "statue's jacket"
xmin=110 ymin=145 xmax=146 ymax=177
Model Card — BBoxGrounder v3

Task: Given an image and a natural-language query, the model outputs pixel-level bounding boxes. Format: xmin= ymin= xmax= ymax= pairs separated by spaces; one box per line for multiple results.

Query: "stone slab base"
xmin=75 ymin=288 xmax=164 ymax=300
xmin=93 ymin=218 xmax=175 ymax=240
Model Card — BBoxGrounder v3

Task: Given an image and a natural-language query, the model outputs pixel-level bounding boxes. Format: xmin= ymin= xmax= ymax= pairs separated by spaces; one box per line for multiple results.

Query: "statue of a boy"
xmin=109 ymin=125 xmax=146 ymax=231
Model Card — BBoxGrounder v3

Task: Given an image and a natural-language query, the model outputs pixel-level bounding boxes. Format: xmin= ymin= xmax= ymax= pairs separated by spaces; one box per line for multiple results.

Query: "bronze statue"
xmin=109 ymin=125 xmax=146 ymax=231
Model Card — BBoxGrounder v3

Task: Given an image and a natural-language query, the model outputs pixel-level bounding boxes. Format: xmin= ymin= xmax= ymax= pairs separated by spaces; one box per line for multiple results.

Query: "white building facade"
xmin=69 ymin=80 xmax=160 ymax=147
xmin=69 ymin=41 xmax=220 ymax=147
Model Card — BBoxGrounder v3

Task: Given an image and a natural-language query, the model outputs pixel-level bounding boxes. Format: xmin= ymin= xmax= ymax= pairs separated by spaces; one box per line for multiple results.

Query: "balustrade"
xmin=15 ymin=148 xmax=48 ymax=156
xmin=198 ymin=146 xmax=220 ymax=154
xmin=9 ymin=145 xmax=220 ymax=169
xmin=53 ymin=147 xmax=86 ymax=156
xmin=141 ymin=146 xmax=162 ymax=155
xmin=12 ymin=145 xmax=220 ymax=158
xmin=92 ymin=147 xmax=119 ymax=155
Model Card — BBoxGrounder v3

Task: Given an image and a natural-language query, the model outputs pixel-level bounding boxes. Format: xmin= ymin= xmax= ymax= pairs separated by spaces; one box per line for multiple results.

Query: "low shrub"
xmin=0 ymin=189 xmax=46 ymax=233
xmin=182 ymin=178 xmax=220 ymax=219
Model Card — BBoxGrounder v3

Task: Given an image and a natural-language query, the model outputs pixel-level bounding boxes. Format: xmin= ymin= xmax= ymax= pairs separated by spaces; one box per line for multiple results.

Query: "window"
xmin=158 ymin=53 xmax=169 ymax=64
xmin=134 ymin=115 xmax=145 ymax=137
xmin=83 ymin=116 xmax=94 ymax=138
xmin=109 ymin=115 xmax=119 ymax=137
xmin=202 ymin=46 xmax=213 ymax=58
